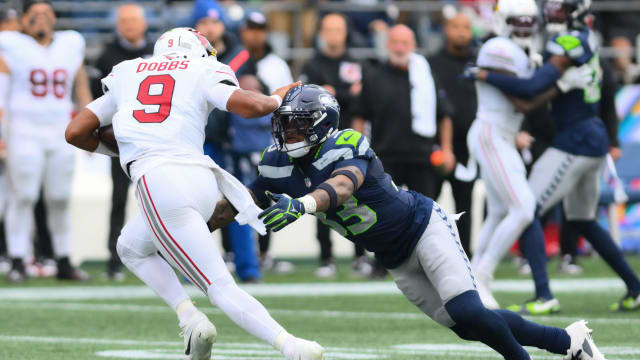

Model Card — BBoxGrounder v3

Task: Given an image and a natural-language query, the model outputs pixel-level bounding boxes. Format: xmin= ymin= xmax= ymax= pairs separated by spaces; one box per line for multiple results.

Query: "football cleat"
xmin=314 ymin=262 xmax=337 ymax=279
xmin=609 ymin=291 xmax=640 ymax=312
xmin=57 ymin=267 xmax=92 ymax=281
xmin=289 ymin=338 xmax=325 ymax=360
xmin=563 ymin=320 xmax=606 ymax=360
xmin=180 ymin=311 xmax=217 ymax=360
xmin=559 ymin=255 xmax=584 ymax=276
xmin=506 ymin=297 xmax=560 ymax=315
xmin=351 ymin=256 xmax=372 ymax=278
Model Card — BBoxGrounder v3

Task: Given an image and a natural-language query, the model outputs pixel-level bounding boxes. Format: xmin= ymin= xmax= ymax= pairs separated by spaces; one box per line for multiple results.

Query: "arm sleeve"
xmin=86 ymin=92 xmax=117 ymax=126
xmin=485 ymin=62 xmax=561 ymax=98
xmin=203 ymin=82 xmax=239 ymax=111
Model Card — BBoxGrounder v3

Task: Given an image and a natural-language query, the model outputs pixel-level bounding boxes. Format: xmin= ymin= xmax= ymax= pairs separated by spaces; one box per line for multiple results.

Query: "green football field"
xmin=1 ymin=256 xmax=639 ymax=360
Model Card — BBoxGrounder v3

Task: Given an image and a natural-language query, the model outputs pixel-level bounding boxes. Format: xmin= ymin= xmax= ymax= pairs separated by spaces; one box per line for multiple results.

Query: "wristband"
xmin=331 ymin=169 xmax=360 ymax=191
xmin=270 ymin=94 xmax=283 ymax=108
xmin=94 ymin=141 xmax=118 ymax=157
xmin=298 ymin=195 xmax=317 ymax=214
xmin=317 ymin=183 xmax=338 ymax=209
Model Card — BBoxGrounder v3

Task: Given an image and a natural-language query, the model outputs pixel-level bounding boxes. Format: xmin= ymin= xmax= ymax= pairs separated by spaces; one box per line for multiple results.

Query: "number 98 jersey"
xmin=94 ymin=55 xmax=239 ymax=181
xmin=0 ymin=30 xmax=84 ymax=125
xmin=249 ymin=129 xmax=434 ymax=269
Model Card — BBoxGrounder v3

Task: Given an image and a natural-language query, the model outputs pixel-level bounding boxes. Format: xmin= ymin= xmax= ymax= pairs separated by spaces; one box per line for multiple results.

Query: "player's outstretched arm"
xmin=306 ymin=166 xmax=365 ymax=213
xmin=226 ymin=81 xmax=301 ymax=118
xmin=474 ymin=55 xmax=572 ymax=98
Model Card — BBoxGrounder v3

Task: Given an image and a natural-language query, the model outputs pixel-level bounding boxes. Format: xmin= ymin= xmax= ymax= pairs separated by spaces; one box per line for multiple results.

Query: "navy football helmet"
xmin=544 ymin=0 xmax=592 ymax=33
xmin=271 ymin=84 xmax=340 ymax=158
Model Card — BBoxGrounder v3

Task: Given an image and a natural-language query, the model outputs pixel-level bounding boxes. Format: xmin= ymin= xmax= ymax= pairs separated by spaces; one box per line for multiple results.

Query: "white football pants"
xmin=467 ymin=121 xmax=536 ymax=277
xmin=117 ymin=163 xmax=284 ymax=345
xmin=5 ymin=122 xmax=74 ymax=259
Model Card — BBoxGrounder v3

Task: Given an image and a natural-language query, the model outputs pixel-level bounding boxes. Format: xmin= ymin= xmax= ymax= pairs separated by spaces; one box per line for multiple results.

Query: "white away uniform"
xmin=0 ymin=30 xmax=85 ymax=260
xmin=467 ymin=37 xmax=537 ymax=283
xmin=87 ymin=55 xmax=287 ymax=346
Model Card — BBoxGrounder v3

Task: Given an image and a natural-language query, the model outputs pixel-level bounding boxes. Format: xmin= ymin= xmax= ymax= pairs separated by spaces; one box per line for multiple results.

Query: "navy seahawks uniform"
xmin=545 ymin=28 xmax=608 ymax=157
xmin=249 ymin=129 xmax=433 ymax=269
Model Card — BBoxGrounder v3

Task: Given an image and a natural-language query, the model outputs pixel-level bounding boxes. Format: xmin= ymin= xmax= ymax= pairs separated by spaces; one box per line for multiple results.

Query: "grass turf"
xmin=1 ymin=255 xmax=639 ymax=360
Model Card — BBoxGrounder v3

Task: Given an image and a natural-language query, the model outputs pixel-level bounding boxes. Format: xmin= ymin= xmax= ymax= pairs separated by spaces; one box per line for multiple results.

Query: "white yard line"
xmin=0 ymin=335 xmax=637 ymax=360
xmin=1 ymin=300 xmax=639 ymax=325
xmin=0 ymin=278 xmax=627 ymax=301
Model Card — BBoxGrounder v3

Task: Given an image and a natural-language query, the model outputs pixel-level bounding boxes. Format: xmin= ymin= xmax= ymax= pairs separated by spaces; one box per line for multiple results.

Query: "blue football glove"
xmin=259 ymin=191 xmax=305 ymax=232
xmin=460 ymin=65 xmax=481 ymax=82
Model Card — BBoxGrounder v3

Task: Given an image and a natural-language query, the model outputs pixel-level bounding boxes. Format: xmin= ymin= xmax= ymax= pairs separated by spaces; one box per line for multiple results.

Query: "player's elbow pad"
xmin=486 ymin=62 xmax=561 ymax=98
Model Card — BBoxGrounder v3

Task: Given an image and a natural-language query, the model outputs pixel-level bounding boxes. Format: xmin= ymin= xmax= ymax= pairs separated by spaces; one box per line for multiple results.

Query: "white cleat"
xmin=289 ymin=338 xmax=325 ymax=360
xmin=563 ymin=320 xmax=606 ymax=360
xmin=180 ymin=311 xmax=217 ymax=360
xmin=476 ymin=272 xmax=500 ymax=309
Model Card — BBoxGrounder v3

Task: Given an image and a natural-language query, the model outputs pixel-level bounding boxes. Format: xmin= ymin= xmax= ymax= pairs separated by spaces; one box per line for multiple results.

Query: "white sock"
xmin=176 ymin=299 xmax=198 ymax=327
xmin=275 ymin=330 xmax=297 ymax=357
xmin=208 ymin=274 xmax=284 ymax=346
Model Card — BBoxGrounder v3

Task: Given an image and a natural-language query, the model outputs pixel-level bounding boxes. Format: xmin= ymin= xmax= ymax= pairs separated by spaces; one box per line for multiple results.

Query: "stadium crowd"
xmin=0 ymin=0 xmax=639 ymax=287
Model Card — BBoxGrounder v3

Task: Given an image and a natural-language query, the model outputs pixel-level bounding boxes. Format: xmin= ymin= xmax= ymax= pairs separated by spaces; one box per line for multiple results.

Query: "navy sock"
xmin=495 ymin=309 xmax=570 ymax=355
xmin=519 ymin=217 xmax=553 ymax=299
xmin=570 ymin=220 xmax=640 ymax=293
xmin=446 ymin=291 xmax=530 ymax=360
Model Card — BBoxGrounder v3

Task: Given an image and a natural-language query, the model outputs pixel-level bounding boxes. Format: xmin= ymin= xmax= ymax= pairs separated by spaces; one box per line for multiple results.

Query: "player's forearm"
xmin=65 ymin=108 xmax=100 ymax=151
xmin=309 ymin=176 xmax=354 ymax=213
xmin=73 ymin=65 xmax=93 ymax=108
xmin=208 ymin=199 xmax=238 ymax=232
xmin=227 ymin=89 xmax=280 ymax=118
xmin=483 ymin=62 xmax=561 ymax=98
xmin=438 ymin=116 xmax=453 ymax=152
xmin=509 ymin=86 xmax=559 ymax=113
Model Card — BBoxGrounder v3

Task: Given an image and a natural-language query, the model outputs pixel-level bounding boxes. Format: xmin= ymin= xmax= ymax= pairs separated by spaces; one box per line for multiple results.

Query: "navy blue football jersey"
xmin=249 ymin=129 xmax=433 ymax=269
xmin=545 ymin=29 xmax=608 ymax=156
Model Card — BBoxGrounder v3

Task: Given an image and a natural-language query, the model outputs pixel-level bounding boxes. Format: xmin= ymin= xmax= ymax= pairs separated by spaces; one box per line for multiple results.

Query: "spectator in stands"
xmin=299 ymin=12 xmax=372 ymax=278
xmin=353 ymin=24 xmax=454 ymax=200
xmin=90 ymin=3 xmax=154 ymax=281
xmin=194 ymin=2 xmax=262 ymax=283
xmin=0 ymin=6 xmax=19 ymax=31
xmin=428 ymin=12 xmax=476 ymax=256
xmin=239 ymin=11 xmax=295 ymax=273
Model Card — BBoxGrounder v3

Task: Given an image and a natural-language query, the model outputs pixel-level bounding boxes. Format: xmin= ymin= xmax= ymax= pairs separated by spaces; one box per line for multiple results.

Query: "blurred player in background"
xmin=0 ymin=0 xmax=92 ymax=283
xmin=210 ymin=84 xmax=607 ymax=360
xmin=0 ymin=4 xmax=20 ymax=274
xmin=66 ymin=27 xmax=324 ymax=360
xmin=90 ymin=3 xmax=154 ymax=282
xmin=472 ymin=0 xmax=640 ymax=312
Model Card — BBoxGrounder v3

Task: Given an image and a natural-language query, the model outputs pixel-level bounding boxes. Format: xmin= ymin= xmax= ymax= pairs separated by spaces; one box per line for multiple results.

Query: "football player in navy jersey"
xmin=466 ymin=0 xmax=640 ymax=313
xmin=209 ymin=84 xmax=607 ymax=360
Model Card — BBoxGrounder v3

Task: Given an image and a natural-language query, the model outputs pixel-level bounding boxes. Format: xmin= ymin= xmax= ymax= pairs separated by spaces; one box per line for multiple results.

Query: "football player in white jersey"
xmin=0 ymin=0 xmax=93 ymax=282
xmin=467 ymin=0 xmax=587 ymax=310
xmin=65 ymin=28 xmax=324 ymax=360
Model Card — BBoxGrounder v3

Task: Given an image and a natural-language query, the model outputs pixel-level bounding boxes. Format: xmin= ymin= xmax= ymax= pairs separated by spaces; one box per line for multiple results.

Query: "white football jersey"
xmin=0 ymin=30 xmax=85 ymax=125
xmin=91 ymin=55 xmax=239 ymax=181
xmin=475 ymin=37 xmax=534 ymax=135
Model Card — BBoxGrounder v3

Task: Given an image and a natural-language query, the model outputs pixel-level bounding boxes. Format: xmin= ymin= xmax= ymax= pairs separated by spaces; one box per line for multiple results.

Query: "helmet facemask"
xmin=506 ymin=15 xmax=538 ymax=49
xmin=272 ymin=107 xmax=334 ymax=158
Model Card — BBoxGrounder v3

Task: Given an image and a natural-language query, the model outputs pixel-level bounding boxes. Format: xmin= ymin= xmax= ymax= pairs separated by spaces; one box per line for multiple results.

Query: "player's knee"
xmin=45 ymin=198 xmax=69 ymax=212
xmin=445 ymin=290 xmax=486 ymax=326
xmin=116 ymin=237 xmax=140 ymax=267
xmin=206 ymin=272 xmax=237 ymax=304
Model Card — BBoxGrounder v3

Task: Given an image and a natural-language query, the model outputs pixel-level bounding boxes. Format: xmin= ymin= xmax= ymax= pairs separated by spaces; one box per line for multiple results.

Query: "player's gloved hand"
xmin=556 ymin=65 xmax=593 ymax=93
xmin=259 ymin=191 xmax=305 ymax=232
xmin=460 ymin=65 xmax=481 ymax=82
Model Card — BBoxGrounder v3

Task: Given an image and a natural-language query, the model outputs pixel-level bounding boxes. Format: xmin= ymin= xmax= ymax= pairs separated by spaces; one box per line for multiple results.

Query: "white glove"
xmin=556 ymin=65 xmax=593 ymax=93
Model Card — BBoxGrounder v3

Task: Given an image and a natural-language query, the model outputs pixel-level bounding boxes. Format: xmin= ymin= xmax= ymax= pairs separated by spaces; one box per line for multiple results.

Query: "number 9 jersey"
xmin=0 ymin=30 xmax=84 ymax=126
xmin=89 ymin=55 xmax=239 ymax=182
